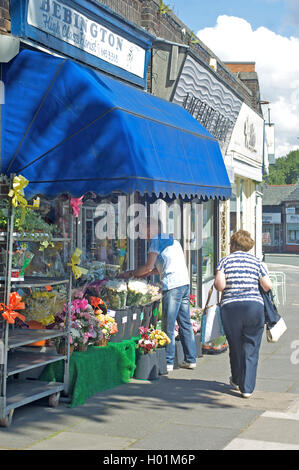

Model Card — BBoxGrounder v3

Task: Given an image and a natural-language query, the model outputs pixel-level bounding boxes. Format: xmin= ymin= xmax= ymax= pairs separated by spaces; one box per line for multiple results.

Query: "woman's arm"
xmin=259 ymin=275 xmax=272 ymax=292
xmin=214 ymin=270 xmax=226 ymax=292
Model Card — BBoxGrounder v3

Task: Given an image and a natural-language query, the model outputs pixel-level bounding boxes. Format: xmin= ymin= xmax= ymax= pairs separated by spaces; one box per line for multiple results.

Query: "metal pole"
xmin=63 ymin=203 xmax=73 ymax=396
xmin=0 ymin=175 xmax=15 ymax=419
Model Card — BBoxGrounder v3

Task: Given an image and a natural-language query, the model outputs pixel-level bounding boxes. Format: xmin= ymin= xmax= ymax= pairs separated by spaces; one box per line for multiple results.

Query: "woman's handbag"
xmin=201 ymin=286 xmax=225 ymax=344
xmin=259 ymin=287 xmax=287 ymax=343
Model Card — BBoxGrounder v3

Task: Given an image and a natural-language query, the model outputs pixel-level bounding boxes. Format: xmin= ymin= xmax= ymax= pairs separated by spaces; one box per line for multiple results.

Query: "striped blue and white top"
xmin=216 ymin=251 xmax=268 ymax=306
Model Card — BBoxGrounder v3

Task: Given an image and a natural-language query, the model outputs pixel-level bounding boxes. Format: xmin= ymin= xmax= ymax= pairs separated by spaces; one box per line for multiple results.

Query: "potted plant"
xmin=94 ymin=312 xmax=118 ymax=346
xmin=134 ymin=326 xmax=159 ymax=380
xmin=49 ymin=298 xmax=103 ymax=352
xmin=0 ymin=199 xmax=61 ymax=250
xmin=149 ymin=326 xmax=170 ymax=375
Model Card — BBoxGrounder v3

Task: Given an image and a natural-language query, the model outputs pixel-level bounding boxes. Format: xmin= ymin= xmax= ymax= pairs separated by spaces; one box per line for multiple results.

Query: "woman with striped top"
xmin=214 ymin=230 xmax=272 ymax=398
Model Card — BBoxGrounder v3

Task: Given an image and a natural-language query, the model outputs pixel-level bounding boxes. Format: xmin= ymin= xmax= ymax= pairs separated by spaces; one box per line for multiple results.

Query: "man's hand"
xmin=119 ymin=270 xmax=134 ymax=279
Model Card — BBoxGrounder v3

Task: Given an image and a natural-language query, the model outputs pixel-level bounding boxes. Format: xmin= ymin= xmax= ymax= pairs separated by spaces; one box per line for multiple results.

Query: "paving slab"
xmin=129 ymin=422 xmax=238 ymax=450
xmin=224 ymin=438 xmax=299 ymax=450
xmin=236 ymin=416 xmax=299 ymax=446
xmin=27 ymin=432 xmax=135 ymax=450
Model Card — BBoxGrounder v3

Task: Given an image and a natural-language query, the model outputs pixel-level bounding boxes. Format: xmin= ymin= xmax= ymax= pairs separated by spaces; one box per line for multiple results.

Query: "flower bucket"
xmin=174 ymin=338 xmax=184 ymax=369
xmin=141 ymin=303 xmax=153 ymax=328
xmin=134 ymin=351 xmax=159 ymax=380
xmin=129 ymin=306 xmax=143 ymax=338
xmin=94 ymin=337 xmax=108 ymax=347
xmin=195 ymin=332 xmax=203 ymax=358
xmin=76 ymin=344 xmax=88 ymax=352
xmin=56 ymin=342 xmax=74 ymax=356
xmin=27 ymin=320 xmax=46 ymax=347
xmin=156 ymin=347 xmax=167 ymax=375
xmin=151 ymin=300 xmax=160 ymax=327
xmin=109 ymin=308 xmax=128 ymax=343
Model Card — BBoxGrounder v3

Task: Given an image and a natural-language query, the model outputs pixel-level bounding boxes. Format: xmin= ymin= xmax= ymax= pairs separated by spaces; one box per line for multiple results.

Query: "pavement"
xmin=1 ymin=256 xmax=299 ymax=453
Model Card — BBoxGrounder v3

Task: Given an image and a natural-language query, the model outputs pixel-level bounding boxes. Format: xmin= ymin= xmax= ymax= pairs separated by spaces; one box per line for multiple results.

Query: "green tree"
xmin=267 ymin=149 xmax=299 ymax=184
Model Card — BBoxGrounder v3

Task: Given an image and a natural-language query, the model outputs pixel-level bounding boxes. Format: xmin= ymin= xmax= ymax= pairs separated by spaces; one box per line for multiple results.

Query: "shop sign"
xmin=262 ymin=213 xmax=281 ymax=224
xmin=27 ymin=0 xmax=146 ymax=78
xmin=265 ymin=123 xmax=275 ymax=164
xmin=286 ymin=207 xmax=295 ymax=214
xmin=227 ymin=102 xmax=264 ymax=165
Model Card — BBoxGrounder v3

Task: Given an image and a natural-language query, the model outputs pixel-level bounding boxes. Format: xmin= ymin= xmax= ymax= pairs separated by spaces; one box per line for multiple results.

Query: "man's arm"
xmin=132 ymin=252 xmax=158 ymax=278
xmin=120 ymin=252 xmax=158 ymax=279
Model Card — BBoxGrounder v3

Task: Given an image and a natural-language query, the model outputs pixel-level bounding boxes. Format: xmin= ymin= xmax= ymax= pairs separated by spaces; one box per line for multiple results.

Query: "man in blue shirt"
xmin=125 ymin=218 xmax=196 ymax=371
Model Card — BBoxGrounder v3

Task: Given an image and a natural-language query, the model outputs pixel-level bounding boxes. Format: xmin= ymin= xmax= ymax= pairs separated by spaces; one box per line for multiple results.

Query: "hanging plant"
xmin=189 ymin=31 xmax=200 ymax=45
xmin=159 ymin=0 xmax=171 ymax=15
xmin=0 ymin=199 xmax=60 ymax=250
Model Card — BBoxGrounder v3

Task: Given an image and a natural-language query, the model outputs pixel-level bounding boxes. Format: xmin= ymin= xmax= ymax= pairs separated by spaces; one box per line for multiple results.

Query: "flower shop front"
xmin=0 ymin=45 xmax=231 ymax=411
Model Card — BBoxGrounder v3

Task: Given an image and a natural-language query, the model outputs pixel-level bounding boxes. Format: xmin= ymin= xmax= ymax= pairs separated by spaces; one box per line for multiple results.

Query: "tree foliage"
xmin=267 ymin=150 xmax=299 ymax=185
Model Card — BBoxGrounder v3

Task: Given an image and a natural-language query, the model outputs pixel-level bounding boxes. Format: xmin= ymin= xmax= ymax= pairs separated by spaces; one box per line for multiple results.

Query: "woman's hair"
xmin=230 ymin=230 xmax=255 ymax=252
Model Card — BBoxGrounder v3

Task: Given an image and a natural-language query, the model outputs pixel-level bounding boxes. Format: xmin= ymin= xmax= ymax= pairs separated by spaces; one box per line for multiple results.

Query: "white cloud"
xmin=197 ymin=15 xmax=299 ymax=158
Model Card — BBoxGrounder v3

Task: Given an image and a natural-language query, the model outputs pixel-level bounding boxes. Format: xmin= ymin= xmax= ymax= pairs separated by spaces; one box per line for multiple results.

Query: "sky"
xmin=168 ymin=0 xmax=299 ymax=159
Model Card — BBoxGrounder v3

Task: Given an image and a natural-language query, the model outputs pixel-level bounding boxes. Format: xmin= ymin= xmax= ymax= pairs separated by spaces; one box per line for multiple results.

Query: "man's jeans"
xmin=162 ymin=284 xmax=196 ymax=365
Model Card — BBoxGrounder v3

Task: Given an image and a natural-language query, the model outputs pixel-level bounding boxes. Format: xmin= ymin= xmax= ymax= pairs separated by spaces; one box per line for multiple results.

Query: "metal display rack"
xmin=0 ymin=180 xmax=73 ymax=427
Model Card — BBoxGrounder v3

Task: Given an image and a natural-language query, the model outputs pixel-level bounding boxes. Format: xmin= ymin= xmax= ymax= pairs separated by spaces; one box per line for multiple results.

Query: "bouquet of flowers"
xmin=81 ymin=261 xmax=105 ymax=283
xmin=49 ymin=297 xmax=103 ymax=350
xmin=136 ymin=326 xmax=157 ymax=354
xmin=126 ymin=279 xmax=151 ymax=306
xmin=149 ymin=327 xmax=170 ymax=348
xmin=89 ymin=296 xmax=108 ymax=315
xmin=147 ymin=284 xmax=160 ymax=300
xmin=189 ymin=293 xmax=196 ymax=307
xmin=23 ymin=290 xmax=58 ymax=326
xmin=95 ymin=312 xmax=118 ymax=339
xmin=190 ymin=306 xmax=202 ymax=334
xmin=190 ymin=318 xmax=201 ymax=334
xmin=102 ymin=279 xmax=127 ymax=310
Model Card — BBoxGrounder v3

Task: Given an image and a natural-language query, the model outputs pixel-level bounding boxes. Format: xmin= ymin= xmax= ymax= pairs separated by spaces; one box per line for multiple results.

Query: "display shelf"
xmin=6 ymin=329 xmax=65 ymax=350
xmin=0 ymin=232 xmax=71 ymax=242
xmin=0 ymin=276 xmax=70 ymax=288
xmin=7 ymin=349 xmax=65 ymax=376
xmin=5 ymin=380 xmax=65 ymax=413
xmin=0 ymin=184 xmax=73 ymax=427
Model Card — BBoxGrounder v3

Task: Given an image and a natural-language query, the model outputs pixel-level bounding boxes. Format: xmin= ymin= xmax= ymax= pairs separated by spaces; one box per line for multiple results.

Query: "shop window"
xmin=80 ymin=193 xmax=128 ymax=273
xmin=202 ymin=200 xmax=214 ymax=281
xmin=262 ymin=224 xmax=273 ymax=246
xmin=287 ymin=223 xmax=299 ymax=244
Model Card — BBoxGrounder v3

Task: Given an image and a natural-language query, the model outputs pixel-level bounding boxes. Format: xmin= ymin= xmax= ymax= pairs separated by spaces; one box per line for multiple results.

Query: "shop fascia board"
xmin=231 ymin=155 xmax=263 ymax=183
xmin=228 ymin=149 xmax=263 ymax=168
xmin=10 ymin=0 xmax=155 ymax=89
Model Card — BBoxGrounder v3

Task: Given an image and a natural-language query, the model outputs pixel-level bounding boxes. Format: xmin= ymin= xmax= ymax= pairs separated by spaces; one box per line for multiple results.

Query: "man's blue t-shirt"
xmin=148 ymin=234 xmax=190 ymax=291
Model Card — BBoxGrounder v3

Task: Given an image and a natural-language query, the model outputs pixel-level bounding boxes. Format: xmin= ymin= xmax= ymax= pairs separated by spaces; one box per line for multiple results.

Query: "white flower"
xmin=128 ymin=279 xmax=148 ymax=295
xmin=105 ymin=280 xmax=127 ymax=292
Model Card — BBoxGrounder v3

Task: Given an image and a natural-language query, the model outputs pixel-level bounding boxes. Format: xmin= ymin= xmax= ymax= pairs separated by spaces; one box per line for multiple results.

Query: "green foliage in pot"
xmin=0 ymin=199 xmax=61 ymax=250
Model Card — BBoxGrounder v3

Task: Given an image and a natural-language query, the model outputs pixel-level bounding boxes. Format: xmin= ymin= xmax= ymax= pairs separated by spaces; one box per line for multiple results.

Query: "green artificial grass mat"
xmin=39 ymin=337 xmax=138 ymax=407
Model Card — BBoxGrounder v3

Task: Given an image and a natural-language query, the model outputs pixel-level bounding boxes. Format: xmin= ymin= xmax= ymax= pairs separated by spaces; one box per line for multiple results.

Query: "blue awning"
xmin=1 ymin=49 xmax=231 ymax=200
